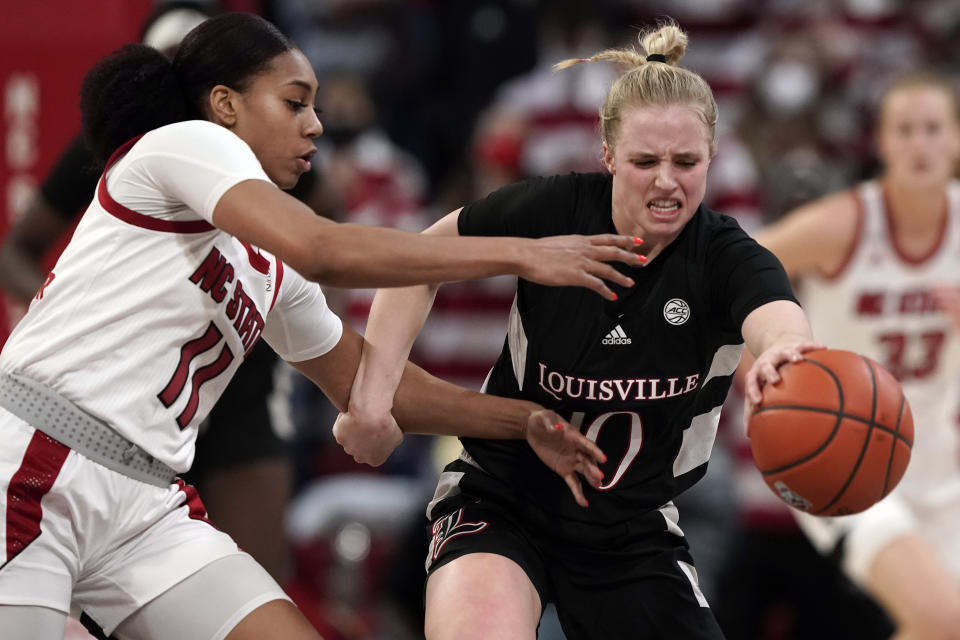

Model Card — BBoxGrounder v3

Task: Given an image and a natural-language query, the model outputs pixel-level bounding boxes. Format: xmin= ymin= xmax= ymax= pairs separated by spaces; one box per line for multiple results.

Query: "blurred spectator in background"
xmin=310 ymin=72 xmax=430 ymax=234
xmin=469 ymin=1 xmax=621 ymax=196
xmin=270 ymin=0 xmax=541 ymax=204
xmin=733 ymin=29 xmax=855 ymax=223
xmin=753 ymin=70 xmax=960 ymax=640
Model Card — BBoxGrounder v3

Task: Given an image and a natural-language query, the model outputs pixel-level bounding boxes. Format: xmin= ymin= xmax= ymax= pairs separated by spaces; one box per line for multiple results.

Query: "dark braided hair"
xmin=80 ymin=44 xmax=186 ymax=169
xmin=80 ymin=12 xmax=295 ymax=169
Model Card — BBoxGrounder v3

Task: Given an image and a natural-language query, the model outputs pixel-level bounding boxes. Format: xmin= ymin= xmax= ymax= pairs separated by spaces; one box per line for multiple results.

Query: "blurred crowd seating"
xmin=28 ymin=0 xmax=960 ymax=638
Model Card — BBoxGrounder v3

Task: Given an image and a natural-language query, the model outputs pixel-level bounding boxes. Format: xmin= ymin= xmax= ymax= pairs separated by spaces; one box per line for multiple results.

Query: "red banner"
xmin=0 ymin=0 xmax=152 ymax=340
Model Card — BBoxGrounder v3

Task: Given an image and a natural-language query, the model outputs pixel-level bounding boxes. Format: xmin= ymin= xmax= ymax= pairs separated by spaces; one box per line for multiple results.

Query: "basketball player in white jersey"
xmin=755 ymin=72 xmax=960 ymax=639
xmin=0 ymin=13 xmax=642 ymax=640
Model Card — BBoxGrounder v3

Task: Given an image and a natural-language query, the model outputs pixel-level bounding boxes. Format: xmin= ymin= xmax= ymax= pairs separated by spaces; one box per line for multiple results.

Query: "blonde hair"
xmin=879 ymin=71 xmax=960 ymax=127
xmin=554 ymin=20 xmax=718 ymax=155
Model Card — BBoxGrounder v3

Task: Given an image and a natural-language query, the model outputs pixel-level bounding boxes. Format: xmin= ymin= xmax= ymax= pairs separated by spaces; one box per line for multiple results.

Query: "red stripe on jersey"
xmin=820 ymin=190 xmax=864 ymax=281
xmin=104 ymin=135 xmax=142 ymax=167
xmin=175 ymin=479 xmax=215 ymax=527
xmin=97 ymin=135 xmax=216 ymax=234
xmin=882 ymin=183 xmax=949 ymax=265
xmin=270 ymin=258 xmax=284 ymax=312
xmin=4 ymin=431 xmax=69 ymax=565
xmin=241 ymin=242 xmax=270 ymax=274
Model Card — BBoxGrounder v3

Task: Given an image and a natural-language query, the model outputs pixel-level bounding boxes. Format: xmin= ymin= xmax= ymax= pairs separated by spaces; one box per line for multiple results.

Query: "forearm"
xmin=742 ymin=300 xmax=814 ymax=357
xmin=215 ymin=182 xmax=524 ymax=287
xmin=392 ymin=360 xmax=536 ymax=439
xmin=348 ymin=284 xmax=439 ymax=416
xmin=748 ymin=327 xmax=812 ymax=358
xmin=0 ymin=197 xmax=72 ymax=303
xmin=305 ymin=223 xmax=526 ymax=288
xmin=216 ymin=182 xmax=637 ymax=298
xmin=740 ymin=300 xmax=823 ymax=415
xmin=0 ymin=245 xmax=46 ymax=302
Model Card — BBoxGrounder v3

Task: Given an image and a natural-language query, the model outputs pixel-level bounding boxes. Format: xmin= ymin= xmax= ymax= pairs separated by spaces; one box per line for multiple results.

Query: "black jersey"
xmin=458 ymin=172 xmax=796 ymax=525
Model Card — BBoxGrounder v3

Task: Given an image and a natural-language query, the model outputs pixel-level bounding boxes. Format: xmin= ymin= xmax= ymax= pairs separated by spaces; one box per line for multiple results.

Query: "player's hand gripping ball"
xmin=748 ymin=349 xmax=913 ymax=516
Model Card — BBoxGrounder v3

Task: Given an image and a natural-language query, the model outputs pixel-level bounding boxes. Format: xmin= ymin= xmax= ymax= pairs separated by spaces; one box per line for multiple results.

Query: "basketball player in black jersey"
xmin=336 ymin=21 xmax=822 ymax=640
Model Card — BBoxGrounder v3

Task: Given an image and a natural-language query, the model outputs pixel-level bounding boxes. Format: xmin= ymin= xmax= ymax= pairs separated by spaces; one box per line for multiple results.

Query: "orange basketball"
xmin=748 ymin=349 xmax=913 ymax=517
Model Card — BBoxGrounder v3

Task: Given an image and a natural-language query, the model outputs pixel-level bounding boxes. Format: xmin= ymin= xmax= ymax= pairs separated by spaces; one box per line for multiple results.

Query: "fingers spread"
xmin=583 ymin=275 xmax=616 ymax=301
xmin=590 ymin=234 xmax=639 ymax=249
xmin=761 ymin=362 xmax=781 ymax=386
xmin=745 ymin=375 xmax=763 ymax=405
xmin=587 ymin=262 xmax=635 ymax=288
xmin=575 ymin=436 xmax=606 ymax=465
xmin=564 ymin=474 xmax=589 ymax=508
xmin=588 ymin=245 xmax=647 ymax=268
xmin=578 ymin=459 xmax=604 ymax=489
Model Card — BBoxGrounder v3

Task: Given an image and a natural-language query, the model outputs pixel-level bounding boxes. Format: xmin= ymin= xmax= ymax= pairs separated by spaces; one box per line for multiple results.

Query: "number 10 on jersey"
xmin=570 ymin=411 xmax=643 ymax=490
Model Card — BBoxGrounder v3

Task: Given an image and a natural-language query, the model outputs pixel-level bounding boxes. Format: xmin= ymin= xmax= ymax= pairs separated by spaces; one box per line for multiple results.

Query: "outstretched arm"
xmin=753 ymin=191 xmax=859 ymax=279
xmin=740 ymin=299 xmax=824 ymax=433
xmin=737 ymin=191 xmax=855 ymax=425
xmin=336 ymin=211 xmax=459 ymax=466
xmin=213 ymin=180 xmax=643 ymax=296
xmin=291 ymin=323 xmax=606 ymax=507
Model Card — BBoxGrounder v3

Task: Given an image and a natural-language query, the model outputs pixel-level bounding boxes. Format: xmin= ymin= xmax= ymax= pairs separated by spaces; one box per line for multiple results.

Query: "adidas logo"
xmin=602 ymin=325 xmax=632 ymax=345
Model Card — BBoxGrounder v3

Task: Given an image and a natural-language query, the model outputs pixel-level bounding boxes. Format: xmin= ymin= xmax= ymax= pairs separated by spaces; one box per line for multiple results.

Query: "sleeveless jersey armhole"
xmin=818 ymin=189 xmax=863 ymax=281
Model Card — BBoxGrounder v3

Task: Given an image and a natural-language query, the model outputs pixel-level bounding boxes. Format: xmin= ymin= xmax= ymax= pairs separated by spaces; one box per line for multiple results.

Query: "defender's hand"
xmin=333 ymin=410 xmax=404 ymax=466
xmin=525 ymin=409 xmax=607 ymax=508
xmin=519 ymin=235 xmax=646 ymax=301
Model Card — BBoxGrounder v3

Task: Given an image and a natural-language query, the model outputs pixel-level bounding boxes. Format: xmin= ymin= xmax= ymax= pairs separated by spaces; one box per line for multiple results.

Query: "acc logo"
xmin=663 ymin=298 xmax=690 ymax=325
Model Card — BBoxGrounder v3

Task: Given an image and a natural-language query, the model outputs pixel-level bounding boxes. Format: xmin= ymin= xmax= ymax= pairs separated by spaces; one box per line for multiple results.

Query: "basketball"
xmin=748 ymin=349 xmax=913 ymax=517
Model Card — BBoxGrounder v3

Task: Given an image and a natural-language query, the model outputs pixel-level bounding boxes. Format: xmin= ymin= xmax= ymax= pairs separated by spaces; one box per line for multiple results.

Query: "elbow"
xmin=288 ymin=230 xmax=355 ymax=286
xmin=299 ymin=251 xmax=354 ymax=287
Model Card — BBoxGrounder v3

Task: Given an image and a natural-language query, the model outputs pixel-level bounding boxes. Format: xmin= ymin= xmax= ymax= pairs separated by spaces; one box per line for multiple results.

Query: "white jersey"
xmin=797 ymin=179 xmax=960 ymax=506
xmin=0 ymin=121 xmax=342 ymax=473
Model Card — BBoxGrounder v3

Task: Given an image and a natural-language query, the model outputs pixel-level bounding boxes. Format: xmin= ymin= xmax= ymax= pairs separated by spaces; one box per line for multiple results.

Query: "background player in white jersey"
xmin=755 ymin=72 xmax=960 ymax=639
xmin=336 ymin=21 xmax=822 ymax=640
xmin=0 ymin=12 xmax=647 ymax=640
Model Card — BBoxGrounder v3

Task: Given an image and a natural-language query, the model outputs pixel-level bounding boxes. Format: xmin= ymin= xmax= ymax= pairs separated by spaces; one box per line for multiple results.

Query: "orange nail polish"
xmin=633 ymin=236 xmax=643 ymax=244
xmin=637 ymin=255 xmax=648 ymax=263
xmin=611 ymin=293 xmax=618 ymax=301
xmin=553 ymin=423 xmax=564 ymax=430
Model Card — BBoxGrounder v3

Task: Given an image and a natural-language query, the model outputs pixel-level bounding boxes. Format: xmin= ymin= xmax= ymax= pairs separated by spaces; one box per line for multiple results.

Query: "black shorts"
xmin=184 ymin=342 xmax=287 ymax=481
xmin=426 ymin=459 xmax=725 ymax=640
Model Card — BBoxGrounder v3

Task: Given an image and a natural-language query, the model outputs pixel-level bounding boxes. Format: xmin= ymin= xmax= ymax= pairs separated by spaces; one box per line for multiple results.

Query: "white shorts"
xmin=0 ymin=413 xmax=289 ymax=636
xmin=794 ymin=482 xmax=960 ymax=586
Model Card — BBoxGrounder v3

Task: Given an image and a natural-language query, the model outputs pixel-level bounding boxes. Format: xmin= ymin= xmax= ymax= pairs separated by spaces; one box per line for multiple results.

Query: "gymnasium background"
xmin=2 ymin=1 xmax=959 ymax=639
